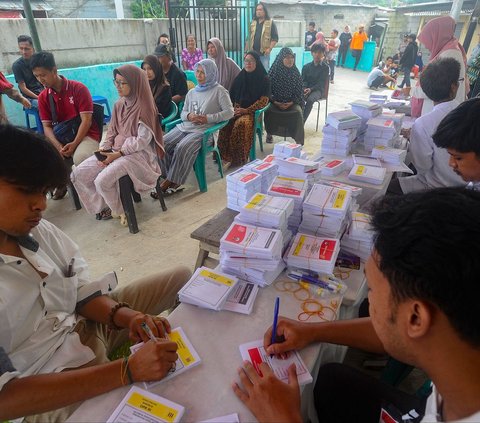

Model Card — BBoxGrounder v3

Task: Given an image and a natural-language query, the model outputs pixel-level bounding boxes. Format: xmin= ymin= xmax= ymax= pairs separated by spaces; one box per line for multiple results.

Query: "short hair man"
xmin=305 ymin=21 xmax=317 ymax=50
xmin=367 ymin=61 xmax=396 ymax=90
xmin=432 ymin=97 xmax=480 ymax=187
xmin=154 ymin=44 xmax=188 ymax=104
xmin=31 ymin=51 xmax=101 ymax=198
xmin=233 ymin=187 xmax=480 ymax=422
xmin=391 ymin=58 xmax=465 ymax=194
xmin=11 ymin=35 xmax=44 ymax=106
xmin=301 ymin=43 xmax=329 ymax=122
xmin=0 ymin=124 xmax=191 ymax=422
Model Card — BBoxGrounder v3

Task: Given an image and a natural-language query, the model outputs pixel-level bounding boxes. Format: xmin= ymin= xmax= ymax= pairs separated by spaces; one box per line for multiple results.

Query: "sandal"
xmin=98 ymin=207 xmax=112 ymax=220
xmin=150 ymin=190 xmax=160 ymax=200
xmin=119 ymin=214 xmax=127 ymax=226
xmin=266 ymin=134 xmax=273 ymax=144
xmin=164 ymin=186 xmax=185 ymax=196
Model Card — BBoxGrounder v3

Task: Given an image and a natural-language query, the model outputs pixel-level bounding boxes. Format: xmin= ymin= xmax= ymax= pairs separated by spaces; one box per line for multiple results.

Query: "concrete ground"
xmin=45 ymin=66 xmax=374 ymax=285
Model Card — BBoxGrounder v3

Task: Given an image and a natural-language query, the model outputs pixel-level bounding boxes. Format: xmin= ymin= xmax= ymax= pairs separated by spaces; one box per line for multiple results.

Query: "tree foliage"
xmin=131 ymin=0 xmax=167 ymax=18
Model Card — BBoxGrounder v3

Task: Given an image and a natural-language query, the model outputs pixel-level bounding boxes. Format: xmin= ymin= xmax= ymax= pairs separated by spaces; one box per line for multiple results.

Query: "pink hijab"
xmin=208 ymin=37 xmax=241 ymax=90
xmin=312 ymin=32 xmax=328 ymax=50
xmin=107 ymin=64 xmax=164 ymax=157
xmin=418 ymin=16 xmax=467 ymax=64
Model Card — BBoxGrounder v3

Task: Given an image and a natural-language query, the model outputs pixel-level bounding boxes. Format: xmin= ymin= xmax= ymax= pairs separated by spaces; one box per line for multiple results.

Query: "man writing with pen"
xmin=0 ymin=124 xmax=192 ymax=422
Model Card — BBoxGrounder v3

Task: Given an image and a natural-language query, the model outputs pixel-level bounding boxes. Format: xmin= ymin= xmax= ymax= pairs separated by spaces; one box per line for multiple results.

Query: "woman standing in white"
xmin=71 ymin=64 xmax=164 ymax=222
xmin=158 ymin=59 xmax=233 ymax=195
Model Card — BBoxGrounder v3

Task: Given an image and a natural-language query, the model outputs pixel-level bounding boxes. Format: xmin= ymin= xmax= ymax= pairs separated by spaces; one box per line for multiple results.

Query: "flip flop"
xmin=164 ymin=186 xmax=185 ymax=196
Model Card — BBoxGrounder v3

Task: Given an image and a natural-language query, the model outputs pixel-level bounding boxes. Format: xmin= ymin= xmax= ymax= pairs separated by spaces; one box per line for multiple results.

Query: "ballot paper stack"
xmin=319 ymin=180 xmax=362 ymax=212
xmin=237 ymin=193 xmax=294 ymax=230
xmin=286 ymin=233 xmax=340 ymax=275
xmin=220 ymin=222 xmax=285 ymax=287
xmin=245 ymin=161 xmax=279 ymax=194
xmin=326 ymin=110 xmax=362 ymax=130
xmin=364 ymin=117 xmax=398 ymax=152
xmin=341 ymin=212 xmax=374 ymax=261
xmin=299 ymin=183 xmax=352 ymax=238
xmin=348 ymin=164 xmax=387 ymax=185
xmin=319 ymin=158 xmax=348 ymax=176
xmin=226 ymin=168 xmax=262 ymax=211
xmin=379 ymin=111 xmax=405 ymax=133
xmin=268 ymin=176 xmax=308 ymax=232
xmin=350 ymin=99 xmax=383 ymax=136
xmin=178 ymin=266 xmax=239 ymax=310
xmin=321 ymin=124 xmax=359 ymax=156
xmin=273 ymin=141 xmax=303 ymax=159
xmin=276 ymin=157 xmax=319 ymax=178
xmin=371 ymin=146 xmax=407 ymax=164
xmin=369 ymin=93 xmax=388 ymax=105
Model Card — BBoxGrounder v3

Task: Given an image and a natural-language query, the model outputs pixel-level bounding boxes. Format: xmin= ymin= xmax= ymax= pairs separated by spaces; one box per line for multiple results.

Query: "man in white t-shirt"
xmin=232 ymin=187 xmax=480 ymax=422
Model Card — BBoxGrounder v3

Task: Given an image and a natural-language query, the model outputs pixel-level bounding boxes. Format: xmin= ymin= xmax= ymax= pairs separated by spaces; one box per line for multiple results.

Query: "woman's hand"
xmin=100 ymin=151 xmax=122 ymax=166
xmin=234 ymin=107 xmax=248 ymax=117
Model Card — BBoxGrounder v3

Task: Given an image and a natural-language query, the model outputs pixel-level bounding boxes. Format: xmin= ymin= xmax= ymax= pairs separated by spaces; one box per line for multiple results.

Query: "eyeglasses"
xmin=113 ymin=79 xmax=129 ymax=87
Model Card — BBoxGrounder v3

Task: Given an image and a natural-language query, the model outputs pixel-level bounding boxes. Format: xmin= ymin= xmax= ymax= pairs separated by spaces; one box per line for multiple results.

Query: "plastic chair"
xmin=249 ymin=102 xmax=271 ymax=161
xmin=315 ymin=78 xmax=330 ymax=132
xmin=24 ymin=107 xmax=43 ymax=133
xmin=165 ymin=118 xmax=229 ymax=192
xmin=184 ymin=70 xmax=198 ymax=85
xmin=161 ymin=101 xmax=178 ymax=127
xmin=92 ymin=95 xmax=112 ymax=124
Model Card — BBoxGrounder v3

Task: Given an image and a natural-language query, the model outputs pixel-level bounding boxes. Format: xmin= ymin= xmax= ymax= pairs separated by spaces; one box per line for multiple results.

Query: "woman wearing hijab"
xmin=71 ymin=64 xmax=164 ymax=222
xmin=141 ymin=55 xmax=172 ymax=121
xmin=338 ymin=25 xmax=352 ymax=67
xmin=157 ymin=59 xmax=234 ymax=195
xmin=207 ymin=37 xmax=241 ymax=90
xmin=264 ymin=47 xmax=305 ymax=145
xmin=411 ymin=16 xmax=468 ymax=116
xmin=218 ymin=51 xmax=270 ymax=166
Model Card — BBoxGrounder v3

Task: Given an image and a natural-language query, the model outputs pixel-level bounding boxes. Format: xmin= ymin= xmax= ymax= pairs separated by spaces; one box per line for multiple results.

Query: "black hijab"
xmin=229 ymin=51 xmax=271 ymax=108
xmin=141 ymin=55 xmax=169 ymax=100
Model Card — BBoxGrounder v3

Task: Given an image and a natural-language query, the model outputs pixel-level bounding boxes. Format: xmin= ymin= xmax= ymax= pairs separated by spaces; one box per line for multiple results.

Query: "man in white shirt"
xmin=232 ymin=188 xmax=480 ymax=422
xmin=390 ymin=58 xmax=465 ymax=194
xmin=0 ymin=125 xmax=191 ymax=422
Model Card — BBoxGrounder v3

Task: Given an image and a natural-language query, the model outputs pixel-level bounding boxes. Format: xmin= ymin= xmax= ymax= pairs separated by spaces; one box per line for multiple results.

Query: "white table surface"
xmin=67 ymin=269 xmax=366 ymax=423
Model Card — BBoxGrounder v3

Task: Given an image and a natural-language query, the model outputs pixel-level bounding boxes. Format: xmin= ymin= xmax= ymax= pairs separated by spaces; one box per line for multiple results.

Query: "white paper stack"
xmin=371 ymin=146 xmax=407 ymax=164
xmin=273 ymin=141 xmax=303 ymax=159
xmin=178 ymin=266 xmax=239 ymax=310
xmin=220 ymin=222 xmax=285 ymax=287
xmin=276 ymin=157 xmax=319 ymax=178
xmin=364 ymin=117 xmax=398 ymax=152
xmin=350 ymin=99 xmax=383 ymax=120
xmin=286 ymin=233 xmax=340 ymax=274
xmin=341 ymin=212 xmax=374 ymax=261
xmin=222 ymin=261 xmax=285 ymax=287
xmin=321 ymin=123 xmax=358 ymax=156
xmin=268 ymin=176 xmax=308 ymax=232
xmin=379 ymin=110 xmax=405 ymax=133
xmin=348 ymin=164 xmax=386 ymax=185
xmin=226 ymin=168 xmax=262 ymax=211
xmin=369 ymin=93 xmax=388 ymax=105
xmin=238 ymin=193 xmax=294 ymax=229
xmin=300 ymin=184 xmax=352 ymax=238
xmin=247 ymin=161 xmax=279 ymax=193
xmin=320 ymin=180 xmax=363 ymax=199
xmin=222 ymin=280 xmax=260 ymax=315
xmin=320 ymin=158 xmax=347 ymax=176
xmin=325 ymin=110 xmax=362 ymax=130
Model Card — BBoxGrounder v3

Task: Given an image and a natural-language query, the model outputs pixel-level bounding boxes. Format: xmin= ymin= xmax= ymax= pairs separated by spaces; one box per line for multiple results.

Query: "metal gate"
xmin=168 ymin=4 xmax=254 ymax=67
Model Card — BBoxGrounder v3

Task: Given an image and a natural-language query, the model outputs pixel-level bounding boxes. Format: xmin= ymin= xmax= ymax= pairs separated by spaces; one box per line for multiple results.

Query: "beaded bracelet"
xmin=108 ymin=302 xmax=131 ymax=331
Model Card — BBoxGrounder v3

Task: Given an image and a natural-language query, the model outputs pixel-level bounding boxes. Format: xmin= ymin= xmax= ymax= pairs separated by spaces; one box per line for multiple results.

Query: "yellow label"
xmin=375 ymin=146 xmax=386 ymax=150
xmin=355 ymin=165 xmax=365 ymax=175
xmin=199 ymin=269 xmax=234 ymax=286
xmin=293 ymin=235 xmax=305 ymax=256
xmin=169 ymin=330 xmax=197 ymax=367
xmin=278 ymin=176 xmax=305 ymax=183
xmin=333 ymin=189 xmax=347 ymax=209
xmin=127 ymin=392 xmax=179 ymax=422
xmin=245 ymin=193 xmax=265 ymax=209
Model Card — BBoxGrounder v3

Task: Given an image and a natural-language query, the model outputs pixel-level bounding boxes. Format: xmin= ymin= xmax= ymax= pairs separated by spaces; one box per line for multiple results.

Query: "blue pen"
xmin=270 ymin=297 xmax=280 ymax=354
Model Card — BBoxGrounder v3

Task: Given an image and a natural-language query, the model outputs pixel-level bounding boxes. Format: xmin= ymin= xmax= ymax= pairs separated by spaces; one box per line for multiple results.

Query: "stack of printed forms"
xmin=178 ymin=266 xmax=239 ymax=311
xmin=268 ymin=176 xmax=308 ymax=232
xmin=237 ymin=193 xmax=294 ymax=230
xmin=300 ymin=184 xmax=352 ymax=239
xmin=348 ymin=164 xmax=387 ymax=185
xmin=326 ymin=110 xmax=362 ymax=130
xmin=350 ymin=99 xmax=382 ymax=135
xmin=369 ymin=93 xmax=388 ymax=105
xmin=379 ymin=110 xmax=405 ymax=133
xmin=226 ymin=168 xmax=262 ymax=211
xmin=341 ymin=212 xmax=374 ymax=261
xmin=244 ymin=159 xmax=279 ymax=194
xmin=220 ymin=222 xmax=285 ymax=287
xmin=318 ymin=157 xmax=348 ymax=176
xmin=286 ymin=233 xmax=340 ymax=275
xmin=273 ymin=141 xmax=303 ymax=159
xmin=276 ymin=157 xmax=319 ymax=178
xmin=364 ymin=118 xmax=398 ymax=152
xmin=321 ymin=124 xmax=359 ymax=157
xmin=371 ymin=146 xmax=407 ymax=164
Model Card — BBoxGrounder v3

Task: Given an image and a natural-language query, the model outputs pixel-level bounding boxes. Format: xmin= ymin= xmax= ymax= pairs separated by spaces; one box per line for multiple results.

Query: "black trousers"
xmin=304 ymin=89 xmax=324 ymax=121
xmin=338 ymin=47 xmax=348 ymax=65
xmin=314 ymin=363 xmax=426 ymax=423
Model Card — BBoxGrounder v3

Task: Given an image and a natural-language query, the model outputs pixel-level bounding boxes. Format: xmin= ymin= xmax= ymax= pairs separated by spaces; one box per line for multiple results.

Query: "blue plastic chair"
xmin=165 ymin=118 xmax=229 ymax=192
xmin=249 ymin=102 xmax=271 ymax=161
xmin=24 ymin=107 xmax=43 ymax=133
xmin=92 ymin=95 xmax=112 ymax=124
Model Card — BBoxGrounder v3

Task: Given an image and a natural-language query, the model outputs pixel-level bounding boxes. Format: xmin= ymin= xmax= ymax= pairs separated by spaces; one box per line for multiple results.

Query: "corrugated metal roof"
xmin=262 ymin=0 xmax=380 ymax=7
xmin=0 ymin=1 xmax=52 ymax=11
xmin=405 ymin=8 xmax=473 ymax=16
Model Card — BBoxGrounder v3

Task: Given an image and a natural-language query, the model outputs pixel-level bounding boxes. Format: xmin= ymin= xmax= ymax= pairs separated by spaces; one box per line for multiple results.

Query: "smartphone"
xmin=94 ymin=149 xmax=113 ymax=161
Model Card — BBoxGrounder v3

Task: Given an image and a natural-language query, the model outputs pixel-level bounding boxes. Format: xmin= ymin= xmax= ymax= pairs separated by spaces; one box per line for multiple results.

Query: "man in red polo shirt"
xmin=31 ymin=51 xmax=100 ymax=198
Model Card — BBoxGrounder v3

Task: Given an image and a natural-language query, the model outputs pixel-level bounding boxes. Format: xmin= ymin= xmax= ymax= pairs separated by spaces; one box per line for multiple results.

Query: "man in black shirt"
xmin=154 ymin=45 xmax=188 ymax=104
xmin=301 ymin=43 xmax=330 ymax=122
xmin=305 ymin=22 xmax=317 ymax=50
xmin=12 ymin=35 xmax=44 ymax=107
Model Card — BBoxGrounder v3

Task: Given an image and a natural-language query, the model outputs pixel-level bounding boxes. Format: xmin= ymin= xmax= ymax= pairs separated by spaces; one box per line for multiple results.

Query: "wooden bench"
xmin=190 ymin=208 xmax=238 ymax=269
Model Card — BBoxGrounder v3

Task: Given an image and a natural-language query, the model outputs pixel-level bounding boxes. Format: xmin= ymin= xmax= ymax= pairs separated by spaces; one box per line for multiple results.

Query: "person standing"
xmin=305 ymin=22 xmax=317 ymax=50
xmin=350 ymin=24 xmax=368 ymax=71
xmin=338 ymin=25 xmax=352 ymax=67
xmin=467 ymin=33 xmax=480 ymax=98
xmin=397 ymin=34 xmax=418 ymax=96
xmin=245 ymin=2 xmax=279 ymax=71
xmin=11 ymin=35 xmax=44 ymax=107
xmin=327 ymin=29 xmax=340 ymax=84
